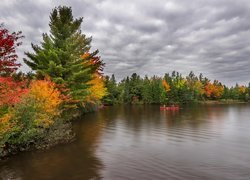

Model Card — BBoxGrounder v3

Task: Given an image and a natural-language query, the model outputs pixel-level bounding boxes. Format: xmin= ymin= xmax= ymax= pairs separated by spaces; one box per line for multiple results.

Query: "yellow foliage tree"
xmin=194 ymin=81 xmax=205 ymax=96
xmin=239 ymin=86 xmax=246 ymax=94
xmin=81 ymin=52 xmax=106 ymax=104
xmin=86 ymin=74 xmax=107 ymax=103
xmin=27 ymin=79 xmax=62 ymax=128
xmin=0 ymin=113 xmax=14 ymax=142
xmin=30 ymin=80 xmax=62 ymax=127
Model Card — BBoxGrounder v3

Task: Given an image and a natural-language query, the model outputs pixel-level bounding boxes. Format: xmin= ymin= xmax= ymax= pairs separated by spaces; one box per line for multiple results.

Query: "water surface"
xmin=1 ymin=104 xmax=250 ymax=179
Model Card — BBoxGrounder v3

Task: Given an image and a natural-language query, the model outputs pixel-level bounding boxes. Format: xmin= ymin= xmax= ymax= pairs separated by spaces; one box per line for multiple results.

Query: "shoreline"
xmin=0 ymin=122 xmax=75 ymax=160
xmin=198 ymin=100 xmax=249 ymax=105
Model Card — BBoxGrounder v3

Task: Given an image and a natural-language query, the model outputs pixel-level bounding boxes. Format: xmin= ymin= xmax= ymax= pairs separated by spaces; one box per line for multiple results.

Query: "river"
xmin=1 ymin=104 xmax=250 ymax=179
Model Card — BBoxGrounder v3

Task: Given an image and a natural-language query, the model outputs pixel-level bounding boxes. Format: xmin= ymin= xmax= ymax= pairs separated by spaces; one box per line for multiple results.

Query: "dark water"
xmin=1 ymin=104 xmax=250 ymax=180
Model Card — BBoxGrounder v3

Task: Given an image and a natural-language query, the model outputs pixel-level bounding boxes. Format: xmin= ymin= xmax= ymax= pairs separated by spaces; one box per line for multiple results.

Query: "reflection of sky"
xmin=97 ymin=105 xmax=250 ymax=179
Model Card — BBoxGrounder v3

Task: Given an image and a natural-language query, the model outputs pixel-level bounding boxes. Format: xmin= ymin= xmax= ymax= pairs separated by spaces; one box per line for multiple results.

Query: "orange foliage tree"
xmin=26 ymin=79 xmax=63 ymax=127
xmin=204 ymin=81 xmax=224 ymax=99
xmin=162 ymin=79 xmax=171 ymax=92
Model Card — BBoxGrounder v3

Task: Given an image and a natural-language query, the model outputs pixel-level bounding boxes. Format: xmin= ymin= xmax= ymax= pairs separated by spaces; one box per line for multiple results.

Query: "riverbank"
xmin=0 ymin=103 xmax=105 ymax=159
xmin=0 ymin=121 xmax=74 ymax=159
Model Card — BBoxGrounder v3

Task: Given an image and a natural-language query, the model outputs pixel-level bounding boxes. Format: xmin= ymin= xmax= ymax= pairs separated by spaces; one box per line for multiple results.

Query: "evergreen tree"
xmin=141 ymin=76 xmax=152 ymax=103
xmin=123 ymin=77 xmax=131 ymax=103
xmin=24 ymin=6 xmax=101 ymax=104
xmin=129 ymin=73 xmax=142 ymax=103
xmin=150 ymin=76 xmax=162 ymax=104
xmin=103 ymin=74 xmax=120 ymax=105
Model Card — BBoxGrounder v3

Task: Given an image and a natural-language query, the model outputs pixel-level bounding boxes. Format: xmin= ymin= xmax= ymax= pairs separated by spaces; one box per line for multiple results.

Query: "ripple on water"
xmin=1 ymin=104 xmax=250 ymax=180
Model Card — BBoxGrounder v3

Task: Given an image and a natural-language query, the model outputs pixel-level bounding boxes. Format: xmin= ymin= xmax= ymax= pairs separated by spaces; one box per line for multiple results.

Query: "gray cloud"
xmin=1 ymin=0 xmax=250 ymax=86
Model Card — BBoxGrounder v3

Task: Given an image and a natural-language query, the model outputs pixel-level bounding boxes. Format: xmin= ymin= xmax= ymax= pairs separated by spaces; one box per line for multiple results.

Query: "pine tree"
xmin=103 ymin=74 xmax=120 ymax=104
xmin=24 ymin=6 xmax=100 ymax=103
xmin=141 ymin=76 xmax=152 ymax=104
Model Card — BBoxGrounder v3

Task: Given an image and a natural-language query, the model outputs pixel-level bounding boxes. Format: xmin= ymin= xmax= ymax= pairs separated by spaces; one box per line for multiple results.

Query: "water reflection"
xmin=1 ymin=104 xmax=250 ymax=180
xmin=0 ymin=113 xmax=107 ymax=179
xmin=97 ymin=104 xmax=250 ymax=179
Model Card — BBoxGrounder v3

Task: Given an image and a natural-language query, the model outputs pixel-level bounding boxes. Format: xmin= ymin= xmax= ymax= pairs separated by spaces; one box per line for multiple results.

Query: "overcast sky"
xmin=1 ymin=0 xmax=250 ymax=86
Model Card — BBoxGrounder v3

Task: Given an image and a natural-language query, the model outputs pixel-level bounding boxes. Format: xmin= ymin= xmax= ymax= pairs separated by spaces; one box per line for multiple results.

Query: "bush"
xmin=0 ymin=79 xmax=73 ymax=157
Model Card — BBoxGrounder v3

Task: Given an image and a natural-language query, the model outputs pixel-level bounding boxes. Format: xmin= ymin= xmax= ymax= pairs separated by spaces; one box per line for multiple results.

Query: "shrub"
xmin=0 ymin=79 xmax=73 ymax=157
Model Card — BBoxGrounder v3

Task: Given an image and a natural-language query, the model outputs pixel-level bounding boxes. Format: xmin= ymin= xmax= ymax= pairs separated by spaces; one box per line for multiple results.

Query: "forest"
xmin=103 ymin=72 xmax=250 ymax=105
xmin=0 ymin=6 xmax=249 ymax=158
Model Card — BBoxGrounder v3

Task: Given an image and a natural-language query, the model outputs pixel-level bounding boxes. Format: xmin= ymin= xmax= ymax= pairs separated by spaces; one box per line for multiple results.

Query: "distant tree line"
xmin=103 ymin=72 xmax=250 ymax=105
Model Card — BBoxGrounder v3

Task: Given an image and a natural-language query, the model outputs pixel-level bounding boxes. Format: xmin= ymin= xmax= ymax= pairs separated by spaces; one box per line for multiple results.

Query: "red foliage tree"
xmin=0 ymin=25 xmax=23 ymax=75
xmin=0 ymin=77 xmax=29 ymax=106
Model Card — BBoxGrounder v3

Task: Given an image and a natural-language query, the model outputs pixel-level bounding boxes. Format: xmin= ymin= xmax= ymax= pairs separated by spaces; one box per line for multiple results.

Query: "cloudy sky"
xmin=1 ymin=0 xmax=250 ymax=86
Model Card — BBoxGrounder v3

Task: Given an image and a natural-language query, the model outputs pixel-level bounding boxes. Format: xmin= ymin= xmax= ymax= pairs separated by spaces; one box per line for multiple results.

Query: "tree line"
xmin=103 ymin=72 xmax=250 ymax=105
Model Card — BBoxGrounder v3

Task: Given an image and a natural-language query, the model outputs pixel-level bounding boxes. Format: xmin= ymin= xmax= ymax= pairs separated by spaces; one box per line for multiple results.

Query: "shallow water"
xmin=1 ymin=104 xmax=250 ymax=180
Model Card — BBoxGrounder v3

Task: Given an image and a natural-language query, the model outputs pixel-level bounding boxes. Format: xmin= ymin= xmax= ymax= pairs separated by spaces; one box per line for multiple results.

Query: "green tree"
xmin=24 ymin=6 xmax=100 ymax=104
xmin=103 ymin=74 xmax=120 ymax=105
xmin=150 ymin=76 xmax=165 ymax=104
xmin=141 ymin=76 xmax=152 ymax=103
xmin=129 ymin=73 xmax=143 ymax=103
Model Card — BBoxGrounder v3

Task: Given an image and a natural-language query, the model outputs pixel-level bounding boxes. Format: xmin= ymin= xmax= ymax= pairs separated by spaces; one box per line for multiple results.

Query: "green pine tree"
xmin=141 ymin=76 xmax=152 ymax=104
xmin=102 ymin=74 xmax=120 ymax=105
xmin=24 ymin=6 xmax=101 ymax=104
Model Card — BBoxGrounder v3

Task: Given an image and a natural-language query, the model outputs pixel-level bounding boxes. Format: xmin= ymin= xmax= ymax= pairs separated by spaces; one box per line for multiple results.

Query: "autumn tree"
xmin=25 ymin=79 xmax=63 ymax=128
xmin=82 ymin=53 xmax=107 ymax=104
xmin=0 ymin=77 xmax=29 ymax=106
xmin=0 ymin=25 xmax=23 ymax=75
xmin=162 ymin=79 xmax=171 ymax=92
xmin=86 ymin=74 xmax=107 ymax=103
xmin=204 ymin=80 xmax=224 ymax=100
